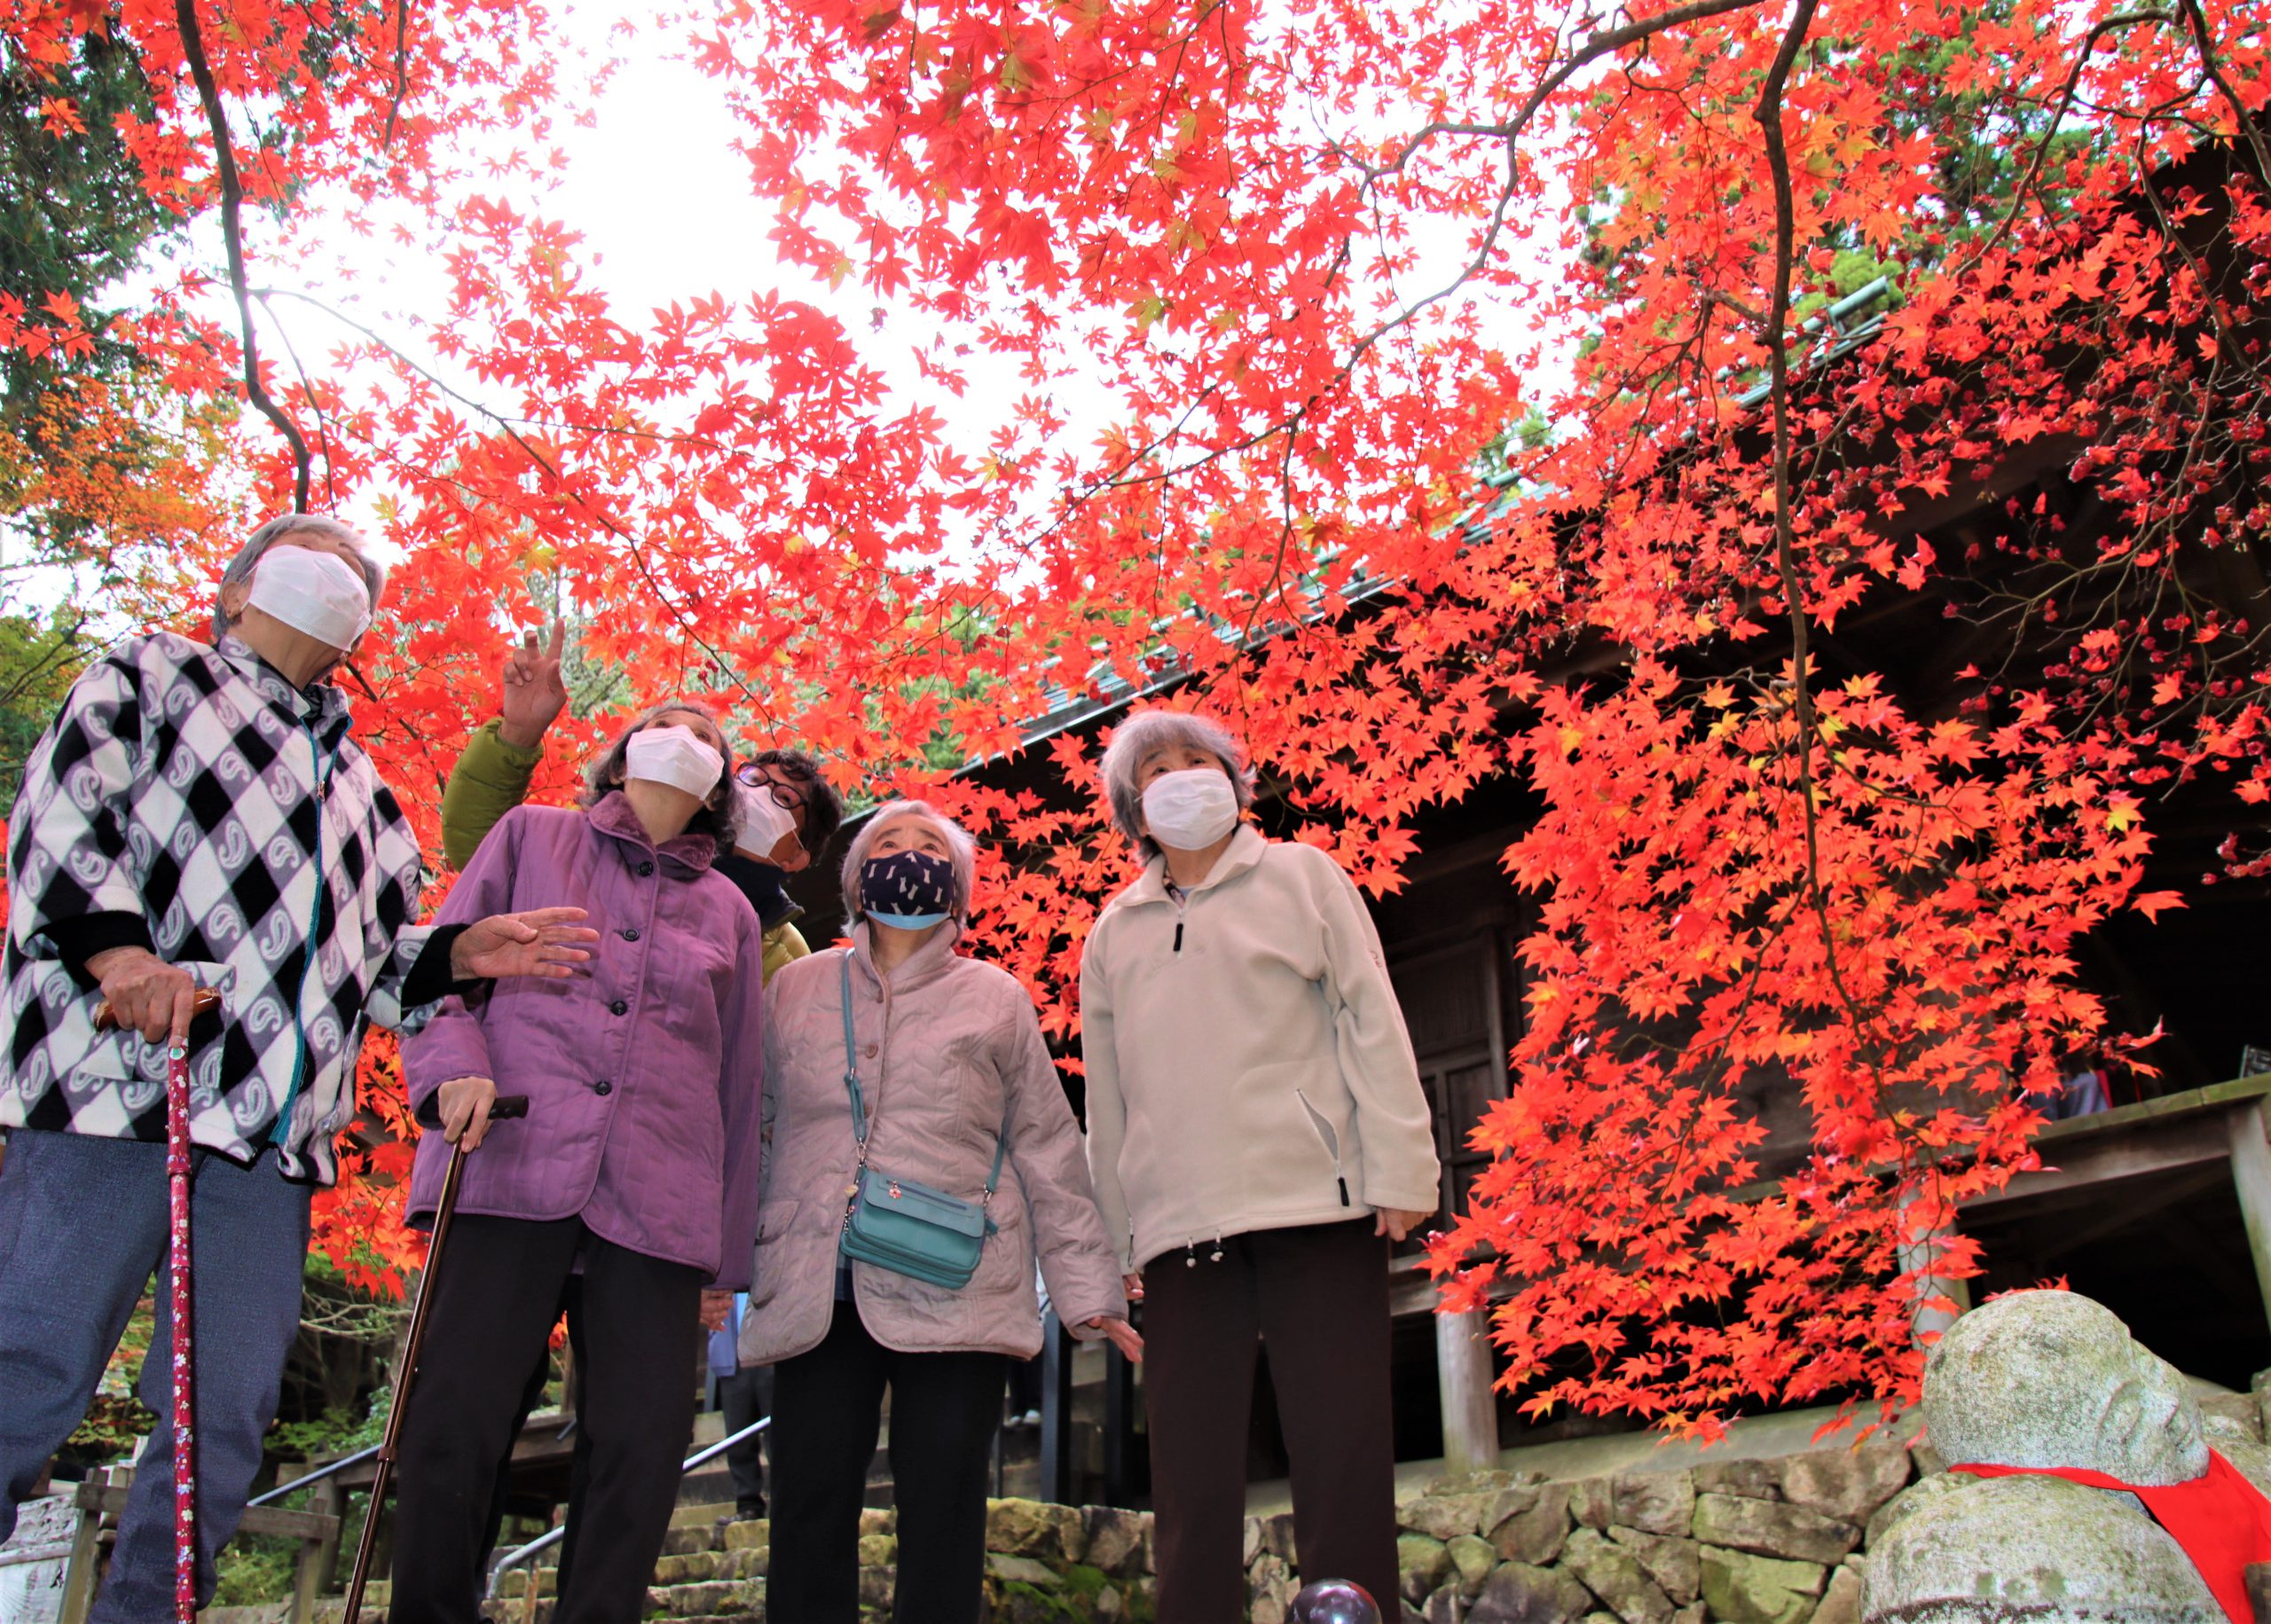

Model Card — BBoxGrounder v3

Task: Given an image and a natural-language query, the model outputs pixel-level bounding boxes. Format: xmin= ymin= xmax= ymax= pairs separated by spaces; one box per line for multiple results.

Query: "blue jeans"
xmin=0 ymin=1127 xmax=311 ymax=1619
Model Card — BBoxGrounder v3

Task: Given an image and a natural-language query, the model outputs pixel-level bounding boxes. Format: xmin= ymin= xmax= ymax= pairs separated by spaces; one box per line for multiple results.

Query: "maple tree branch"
xmin=174 ymin=0 xmax=314 ymax=512
xmin=383 ymin=0 xmax=414 ymax=149
xmin=2173 ymin=0 xmax=2271 ymax=186
xmin=251 ymin=290 xmax=339 ymax=512
xmin=1752 ymin=0 xmax=1874 ymax=1051
xmin=1366 ymin=0 xmax=1772 ymax=181
xmin=1948 ymin=7 xmax=2176 ymax=281
xmin=248 ymin=288 xmax=743 ymax=454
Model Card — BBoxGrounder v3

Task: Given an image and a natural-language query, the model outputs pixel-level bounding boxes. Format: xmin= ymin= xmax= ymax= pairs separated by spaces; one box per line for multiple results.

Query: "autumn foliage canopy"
xmin=4 ymin=0 xmax=2269 ymax=1434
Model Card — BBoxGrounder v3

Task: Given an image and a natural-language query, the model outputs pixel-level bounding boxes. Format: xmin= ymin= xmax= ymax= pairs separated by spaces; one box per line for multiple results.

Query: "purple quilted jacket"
xmin=402 ymin=794 xmax=766 ymax=1287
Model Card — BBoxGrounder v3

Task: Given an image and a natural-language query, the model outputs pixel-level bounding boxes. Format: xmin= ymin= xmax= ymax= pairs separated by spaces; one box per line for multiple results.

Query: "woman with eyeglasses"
xmin=385 ymin=702 xmax=768 ymax=1624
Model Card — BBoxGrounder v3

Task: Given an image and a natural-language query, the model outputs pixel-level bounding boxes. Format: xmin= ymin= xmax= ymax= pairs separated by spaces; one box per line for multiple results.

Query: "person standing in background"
xmin=707 ymin=1292 xmax=771 ymax=1520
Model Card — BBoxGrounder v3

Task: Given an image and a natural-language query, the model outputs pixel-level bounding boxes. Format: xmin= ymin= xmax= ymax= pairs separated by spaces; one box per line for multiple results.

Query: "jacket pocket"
xmin=1296 ymin=1088 xmax=1354 ymax=1208
xmin=743 ymin=1200 xmax=800 ymax=1312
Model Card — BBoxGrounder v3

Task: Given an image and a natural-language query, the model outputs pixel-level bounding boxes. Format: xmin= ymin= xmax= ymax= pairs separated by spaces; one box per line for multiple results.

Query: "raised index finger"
xmin=515 ymin=906 xmax=589 ymax=930
xmin=546 ymin=617 xmax=566 ymax=662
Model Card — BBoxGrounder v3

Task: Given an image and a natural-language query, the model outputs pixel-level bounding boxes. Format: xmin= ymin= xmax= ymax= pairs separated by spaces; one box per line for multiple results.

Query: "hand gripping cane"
xmin=339 ymin=1093 xmax=530 ymax=1622
xmin=93 ymin=987 xmax=220 ymax=1623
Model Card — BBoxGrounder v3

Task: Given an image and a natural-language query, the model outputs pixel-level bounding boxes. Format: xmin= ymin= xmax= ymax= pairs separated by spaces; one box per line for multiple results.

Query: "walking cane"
xmin=93 ymin=987 xmax=220 ymax=1624
xmin=340 ymin=1092 xmax=530 ymax=1622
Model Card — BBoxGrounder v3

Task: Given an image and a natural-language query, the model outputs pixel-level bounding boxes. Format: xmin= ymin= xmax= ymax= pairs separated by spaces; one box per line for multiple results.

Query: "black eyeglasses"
xmin=736 ymin=764 xmax=807 ymax=812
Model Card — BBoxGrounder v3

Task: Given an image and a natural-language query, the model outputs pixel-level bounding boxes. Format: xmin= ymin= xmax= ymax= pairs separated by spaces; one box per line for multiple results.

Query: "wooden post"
xmin=1434 ymin=1308 xmax=1499 ymax=1478
xmin=292 ymin=1472 xmax=345 ymax=1623
xmin=2228 ymin=1100 xmax=2271 ymax=1337
xmin=56 ymin=1470 xmax=113 ymax=1624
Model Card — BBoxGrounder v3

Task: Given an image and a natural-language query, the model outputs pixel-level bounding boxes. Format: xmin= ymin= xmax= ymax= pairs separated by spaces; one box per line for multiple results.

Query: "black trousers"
xmin=385 ymin=1216 xmax=703 ymax=1624
xmin=768 ymin=1306 xmax=1005 ymax=1624
xmin=717 ymin=1363 xmax=772 ymax=1511
xmin=1142 ymin=1220 xmax=1400 ymax=1621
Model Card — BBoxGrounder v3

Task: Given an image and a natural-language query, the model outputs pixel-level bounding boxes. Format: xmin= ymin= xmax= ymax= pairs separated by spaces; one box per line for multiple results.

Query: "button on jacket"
xmin=736 ymin=924 xmax=1126 ymax=1365
xmin=402 ymin=795 xmax=766 ymax=1286
xmin=1080 ymin=825 xmax=1442 ymax=1273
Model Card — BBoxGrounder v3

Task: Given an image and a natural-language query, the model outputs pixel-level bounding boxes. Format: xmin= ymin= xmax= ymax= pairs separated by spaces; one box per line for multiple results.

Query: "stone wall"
xmin=945 ymin=1381 xmax=2270 ymax=1624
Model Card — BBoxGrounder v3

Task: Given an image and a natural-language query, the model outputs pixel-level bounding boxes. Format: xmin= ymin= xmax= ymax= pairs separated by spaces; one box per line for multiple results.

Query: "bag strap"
xmin=842 ymin=949 xmax=1014 ymax=1201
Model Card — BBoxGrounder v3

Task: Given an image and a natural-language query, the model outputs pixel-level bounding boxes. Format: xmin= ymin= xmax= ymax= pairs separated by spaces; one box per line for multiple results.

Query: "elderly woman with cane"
xmin=382 ymin=701 xmax=767 ymax=1624
xmin=744 ymin=798 xmax=1137 ymax=1624
xmin=0 ymin=514 xmax=596 ymax=1621
xmin=1080 ymin=709 xmax=1441 ymax=1621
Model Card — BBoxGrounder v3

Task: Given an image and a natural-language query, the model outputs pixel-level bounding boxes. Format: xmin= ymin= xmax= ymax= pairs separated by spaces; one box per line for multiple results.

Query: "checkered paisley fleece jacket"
xmin=2 ymin=632 xmax=444 ymax=1182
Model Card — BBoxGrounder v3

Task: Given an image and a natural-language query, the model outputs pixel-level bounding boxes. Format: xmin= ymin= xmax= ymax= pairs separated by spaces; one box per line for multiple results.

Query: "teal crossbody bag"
xmin=837 ymin=953 xmax=1009 ymax=1290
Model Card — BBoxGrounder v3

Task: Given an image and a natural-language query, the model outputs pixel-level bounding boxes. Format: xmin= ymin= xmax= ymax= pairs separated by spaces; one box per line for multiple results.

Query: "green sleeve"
xmin=439 ymin=718 xmax=544 ymax=870
xmin=760 ymin=921 xmax=811 ymax=986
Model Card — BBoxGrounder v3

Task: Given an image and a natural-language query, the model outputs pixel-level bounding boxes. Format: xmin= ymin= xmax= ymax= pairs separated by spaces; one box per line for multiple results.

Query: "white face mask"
xmin=1140 ymin=767 xmax=1240 ymax=850
xmin=625 ymin=725 xmax=724 ymax=798
xmin=733 ymin=784 xmax=798 ymax=859
xmin=243 ymin=546 xmax=373 ymax=651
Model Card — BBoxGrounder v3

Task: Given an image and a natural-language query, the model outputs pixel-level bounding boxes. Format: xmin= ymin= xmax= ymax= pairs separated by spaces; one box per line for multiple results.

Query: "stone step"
xmin=669 ymin=1498 xmax=742 ymax=1527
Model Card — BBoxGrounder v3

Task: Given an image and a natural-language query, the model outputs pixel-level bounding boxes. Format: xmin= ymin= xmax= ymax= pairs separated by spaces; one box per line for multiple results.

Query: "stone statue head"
xmin=1922 ymin=1291 xmax=2208 ymax=1487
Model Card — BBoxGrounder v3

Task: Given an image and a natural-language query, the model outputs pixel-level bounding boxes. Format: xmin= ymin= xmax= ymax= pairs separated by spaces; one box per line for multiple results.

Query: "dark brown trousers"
xmin=1141 ymin=1219 xmax=1400 ymax=1620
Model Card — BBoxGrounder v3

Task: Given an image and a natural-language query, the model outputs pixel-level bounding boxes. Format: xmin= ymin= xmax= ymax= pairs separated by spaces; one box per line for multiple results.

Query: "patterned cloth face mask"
xmin=860 ymin=850 xmax=955 ymax=930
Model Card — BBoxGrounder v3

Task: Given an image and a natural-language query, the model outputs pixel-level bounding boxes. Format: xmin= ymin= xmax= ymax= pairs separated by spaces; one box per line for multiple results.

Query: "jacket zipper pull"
xmin=1173 ymin=921 xmax=1183 ymax=953
xmin=1184 ymin=1242 xmax=1198 ymax=1269
xmin=1338 ymin=1177 xmax=1350 ymax=1208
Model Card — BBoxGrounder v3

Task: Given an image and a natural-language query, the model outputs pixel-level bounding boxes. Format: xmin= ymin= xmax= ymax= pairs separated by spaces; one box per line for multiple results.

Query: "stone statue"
xmin=1862 ymin=1291 xmax=2227 ymax=1622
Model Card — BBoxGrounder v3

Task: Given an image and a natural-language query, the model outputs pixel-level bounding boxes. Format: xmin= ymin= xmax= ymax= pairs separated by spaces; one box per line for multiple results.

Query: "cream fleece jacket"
xmin=1080 ymin=826 xmax=1442 ymax=1273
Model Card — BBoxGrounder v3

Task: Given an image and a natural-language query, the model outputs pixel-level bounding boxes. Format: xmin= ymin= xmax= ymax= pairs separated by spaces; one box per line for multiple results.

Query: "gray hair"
xmin=839 ymin=799 xmax=979 ymax=925
xmin=211 ymin=514 xmax=387 ymax=640
xmin=1097 ymin=709 xmax=1257 ymax=861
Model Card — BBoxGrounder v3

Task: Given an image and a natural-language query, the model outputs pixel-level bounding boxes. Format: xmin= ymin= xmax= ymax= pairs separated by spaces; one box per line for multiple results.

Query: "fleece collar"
xmin=1121 ymin=823 xmax=1269 ymax=908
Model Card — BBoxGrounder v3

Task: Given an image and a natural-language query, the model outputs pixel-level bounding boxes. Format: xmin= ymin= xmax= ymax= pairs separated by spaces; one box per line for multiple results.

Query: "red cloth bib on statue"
xmin=1950 ymin=1452 xmax=2271 ymax=1624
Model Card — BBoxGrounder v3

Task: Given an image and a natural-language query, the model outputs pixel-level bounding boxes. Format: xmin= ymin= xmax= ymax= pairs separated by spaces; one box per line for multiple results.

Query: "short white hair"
xmin=211 ymin=514 xmax=385 ymax=640
xmin=839 ymin=800 xmax=980 ymax=924
xmin=1097 ymin=709 xmax=1257 ymax=861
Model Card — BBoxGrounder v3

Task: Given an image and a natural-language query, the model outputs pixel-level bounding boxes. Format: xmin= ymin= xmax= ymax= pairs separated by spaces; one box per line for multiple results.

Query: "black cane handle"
xmin=490 ymin=1094 xmax=530 ymax=1122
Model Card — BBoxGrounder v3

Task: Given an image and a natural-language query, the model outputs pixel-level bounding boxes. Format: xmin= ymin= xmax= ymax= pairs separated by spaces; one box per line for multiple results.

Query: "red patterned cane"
xmin=93 ymin=993 xmax=214 ymax=1623
xmin=166 ymin=1034 xmax=196 ymax=1623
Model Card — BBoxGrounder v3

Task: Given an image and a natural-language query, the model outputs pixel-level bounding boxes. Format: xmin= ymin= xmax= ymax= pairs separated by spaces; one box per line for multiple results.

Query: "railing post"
xmin=1102 ymin=1342 xmax=1139 ymax=1507
xmin=1037 ymin=1310 xmax=1074 ymax=1504
xmin=1434 ymin=1308 xmax=1499 ymax=1477
xmin=2228 ymin=1100 xmax=2271 ymax=1337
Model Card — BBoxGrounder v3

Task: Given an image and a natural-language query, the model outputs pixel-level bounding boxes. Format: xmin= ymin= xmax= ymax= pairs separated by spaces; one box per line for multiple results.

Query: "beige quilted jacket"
xmin=736 ymin=924 xmax=1127 ymax=1364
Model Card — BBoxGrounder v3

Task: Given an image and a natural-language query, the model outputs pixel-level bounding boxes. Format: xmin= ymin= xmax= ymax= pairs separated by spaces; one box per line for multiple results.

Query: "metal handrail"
xmin=248 ymin=1443 xmax=383 ymax=1506
xmin=483 ymin=1416 xmax=769 ymax=1601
